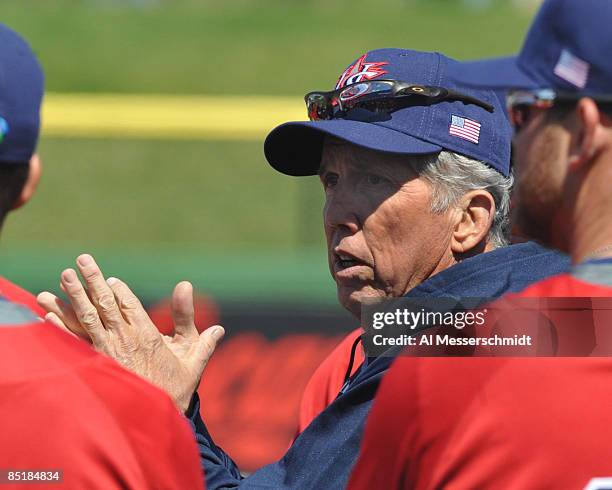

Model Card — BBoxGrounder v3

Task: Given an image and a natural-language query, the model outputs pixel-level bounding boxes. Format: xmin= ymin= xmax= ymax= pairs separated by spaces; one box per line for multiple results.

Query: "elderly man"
xmin=38 ymin=49 xmax=567 ymax=489
xmin=348 ymin=2 xmax=612 ymax=489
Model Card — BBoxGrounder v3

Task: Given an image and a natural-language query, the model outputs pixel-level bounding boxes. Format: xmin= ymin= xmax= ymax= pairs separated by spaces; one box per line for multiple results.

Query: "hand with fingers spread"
xmin=37 ymin=253 xmax=225 ymax=413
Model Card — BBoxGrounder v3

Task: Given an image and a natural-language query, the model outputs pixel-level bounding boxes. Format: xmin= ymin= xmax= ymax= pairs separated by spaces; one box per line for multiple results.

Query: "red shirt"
xmin=0 ymin=276 xmax=46 ymax=317
xmin=516 ymin=272 xmax=612 ymax=297
xmin=296 ymin=328 xmax=363 ymax=433
xmin=348 ymin=274 xmax=612 ymax=489
xmin=0 ymin=278 xmax=205 ymax=490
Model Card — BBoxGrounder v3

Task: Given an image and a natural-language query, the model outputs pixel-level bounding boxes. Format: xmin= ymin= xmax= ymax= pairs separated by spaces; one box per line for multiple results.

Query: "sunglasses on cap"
xmin=305 ymin=79 xmax=495 ymax=121
xmin=507 ymin=89 xmax=612 ymax=132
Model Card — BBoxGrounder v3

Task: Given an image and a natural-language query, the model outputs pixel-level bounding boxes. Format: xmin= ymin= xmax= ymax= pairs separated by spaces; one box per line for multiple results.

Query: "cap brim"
xmin=264 ymin=119 xmax=442 ymax=176
xmin=451 ymin=56 xmax=541 ymax=91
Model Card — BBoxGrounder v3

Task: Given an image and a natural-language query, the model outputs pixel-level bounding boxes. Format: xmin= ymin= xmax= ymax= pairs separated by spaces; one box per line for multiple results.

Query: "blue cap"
xmin=264 ymin=48 xmax=512 ymax=177
xmin=452 ymin=0 xmax=612 ymax=95
xmin=0 ymin=24 xmax=44 ymax=165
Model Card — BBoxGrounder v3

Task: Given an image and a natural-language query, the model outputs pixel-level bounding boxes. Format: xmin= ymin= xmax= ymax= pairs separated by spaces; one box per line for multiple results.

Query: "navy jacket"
xmin=187 ymin=242 xmax=569 ymax=489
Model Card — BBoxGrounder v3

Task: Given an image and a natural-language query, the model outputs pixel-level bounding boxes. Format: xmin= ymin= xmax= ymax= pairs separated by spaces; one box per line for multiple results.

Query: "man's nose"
xmin=324 ymin=185 xmax=360 ymax=234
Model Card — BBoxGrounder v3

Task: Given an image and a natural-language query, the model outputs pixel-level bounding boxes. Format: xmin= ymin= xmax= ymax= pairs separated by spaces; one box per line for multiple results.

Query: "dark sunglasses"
xmin=305 ymin=79 xmax=495 ymax=121
xmin=507 ymin=88 xmax=612 ymax=131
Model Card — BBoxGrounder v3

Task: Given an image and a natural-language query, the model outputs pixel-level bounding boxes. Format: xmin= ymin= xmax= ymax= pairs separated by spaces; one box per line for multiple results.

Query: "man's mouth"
xmin=333 ymin=249 xmax=371 ymax=277
xmin=337 ymin=253 xmax=362 ymax=269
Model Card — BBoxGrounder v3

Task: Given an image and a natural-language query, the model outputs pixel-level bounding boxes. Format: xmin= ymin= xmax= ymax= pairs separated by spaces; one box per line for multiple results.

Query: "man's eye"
xmin=323 ymin=173 xmax=339 ymax=188
xmin=366 ymin=174 xmax=383 ymax=185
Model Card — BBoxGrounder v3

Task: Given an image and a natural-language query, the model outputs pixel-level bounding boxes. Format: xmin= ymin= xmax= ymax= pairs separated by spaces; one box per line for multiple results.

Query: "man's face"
xmin=511 ymin=108 xmax=571 ymax=248
xmin=319 ymin=140 xmax=456 ymax=319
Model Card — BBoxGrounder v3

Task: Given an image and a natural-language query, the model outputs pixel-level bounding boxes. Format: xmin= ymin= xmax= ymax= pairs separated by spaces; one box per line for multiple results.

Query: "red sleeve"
xmin=347 ymin=357 xmax=418 ymax=490
xmin=0 ymin=276 xmax=46 ymax=317
xmin=0 ymin=322 xmax=204 ymax=490
xmin=349 ymin=356 xmax=612 ymax=489
xmin=296 ymin=327 xmax=364 ymax=433
xmin=513 ymin=273 xmax=612 ymax=297
xmin=91 ymin=361 xmax=205 ymax=490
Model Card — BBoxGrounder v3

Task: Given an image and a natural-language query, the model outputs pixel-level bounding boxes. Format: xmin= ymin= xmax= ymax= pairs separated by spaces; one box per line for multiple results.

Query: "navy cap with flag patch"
xmin=264 ymin=48 xmax=512 ymax=177
xmin=452 ymin=0 xmax=612 ymax=95
xmin=0 ymin=23 xmax=44 ymax=165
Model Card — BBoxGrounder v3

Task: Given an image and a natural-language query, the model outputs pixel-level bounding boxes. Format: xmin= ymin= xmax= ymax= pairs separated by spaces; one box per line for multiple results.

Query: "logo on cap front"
xmin=335 ymin=54 xmax=388 ymax=90
xmin=0 ymin=117 xmax=8 ymax=144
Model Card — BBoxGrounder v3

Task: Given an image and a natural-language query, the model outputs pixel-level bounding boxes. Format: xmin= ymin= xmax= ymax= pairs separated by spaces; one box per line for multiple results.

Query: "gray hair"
xmin=411 ymin=151 xmax=514 ymax=249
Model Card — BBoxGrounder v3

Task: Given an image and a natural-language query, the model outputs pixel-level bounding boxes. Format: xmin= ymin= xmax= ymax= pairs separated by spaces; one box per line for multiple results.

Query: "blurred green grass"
xmin=3 ymin=138 xmax=320 ymax=248
xmin=3 ymin=0 xmax=532 ymax=95
xmin=1 ymin=137 xmax=329 ymax=300
xmin=1 ymin=1 xmax=534 ymax=300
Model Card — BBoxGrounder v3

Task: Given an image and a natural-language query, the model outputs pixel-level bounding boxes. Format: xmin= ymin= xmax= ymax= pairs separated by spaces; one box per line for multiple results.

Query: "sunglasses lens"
xmin=506 ymin=90 xmax=558 ymax=131
xmin=335 ymin=81 xmax=388 ymax=113
xmin=507 ymin=90 xmax=539 ymax=104
xmin=338 ymin=83 xmax=371 ymax=102
xmin=306 ymin=94 xmax=330 ymax=121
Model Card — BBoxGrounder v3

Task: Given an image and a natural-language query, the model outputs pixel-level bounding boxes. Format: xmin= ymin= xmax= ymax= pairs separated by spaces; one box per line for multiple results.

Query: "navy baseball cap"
xmin=452 ymin=0 xmax=612 ymax=95
xmin=0 ymin=23 xmax=44 ymax=165
xmin=264 ymin=48 xmax=512 ymax=177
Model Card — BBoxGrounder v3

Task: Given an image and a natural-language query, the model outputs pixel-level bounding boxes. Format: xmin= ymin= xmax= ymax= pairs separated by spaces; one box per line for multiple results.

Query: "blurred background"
xmin=2 ymin=0 xmax=538 ymax=473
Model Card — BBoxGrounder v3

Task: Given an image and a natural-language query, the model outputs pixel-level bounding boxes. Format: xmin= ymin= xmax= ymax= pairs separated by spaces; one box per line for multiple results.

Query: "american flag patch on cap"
xmin=449 ymin=115 xmax=481 ymax=144
xmin=554 ymin=49 xmax=589 ymax=88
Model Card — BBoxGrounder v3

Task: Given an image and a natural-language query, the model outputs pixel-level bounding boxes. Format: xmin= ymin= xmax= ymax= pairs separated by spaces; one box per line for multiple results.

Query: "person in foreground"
xmin=38 ymin=49 xmax=568 ymax=489
xmin=348 ymin=1 xmax=612 ymax=488
xmin=0 ymin=24 xmax=205 ymax=490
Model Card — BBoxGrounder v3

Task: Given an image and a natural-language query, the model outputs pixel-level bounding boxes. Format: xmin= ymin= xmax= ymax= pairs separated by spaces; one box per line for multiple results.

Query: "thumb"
xmin=171 ymin=281 xmax=196 ymax=336
xmin=196 ymin=325 xmax=225 ymax=367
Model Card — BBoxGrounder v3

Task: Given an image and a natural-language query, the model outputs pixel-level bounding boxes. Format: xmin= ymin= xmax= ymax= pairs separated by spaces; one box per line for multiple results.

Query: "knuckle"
xmin=79 ymin=308 xmax=100 ymax=328
xmin=82 ymin=267 xmax=100 ymax=281
xmin=64 ymin=281 xmax=82 ymax=294
xmin=119 ymin=294 xmax=141 ymax=311
xmin=96 ymin=293 xmax=117 ymax=313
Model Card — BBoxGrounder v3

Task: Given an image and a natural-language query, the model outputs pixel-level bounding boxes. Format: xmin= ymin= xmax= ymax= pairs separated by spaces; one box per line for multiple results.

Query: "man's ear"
xmin=11 ymin=153 xmax=42 ymax=210
xmin=450 ymin=190 xmax=495 ymax=255
xmin=568 ymin=98 xmax=604 ymax=170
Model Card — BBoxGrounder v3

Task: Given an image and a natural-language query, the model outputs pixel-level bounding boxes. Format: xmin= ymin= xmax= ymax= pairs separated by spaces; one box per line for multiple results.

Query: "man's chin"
xmin=337 ymin=285 xmax=384 ymax=321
